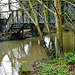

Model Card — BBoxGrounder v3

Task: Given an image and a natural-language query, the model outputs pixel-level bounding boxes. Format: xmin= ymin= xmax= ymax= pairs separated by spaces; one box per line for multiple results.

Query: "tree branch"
xmin=62 ymin=0 xmax=75 ymax=6
xmin=37 ymin=0 xmax=55 ymax=15
xmin=17 ymin=0 xmax=36 ymax=25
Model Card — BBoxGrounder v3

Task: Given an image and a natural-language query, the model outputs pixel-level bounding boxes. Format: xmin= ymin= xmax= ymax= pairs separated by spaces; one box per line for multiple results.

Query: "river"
xmin=0 ymin=31 xmax=74 ymax=75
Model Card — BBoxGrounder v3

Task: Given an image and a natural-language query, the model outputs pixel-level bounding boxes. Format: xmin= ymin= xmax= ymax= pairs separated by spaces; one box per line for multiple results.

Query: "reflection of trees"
xmin=0 ymin=54 xmax=12 ymax=75
xmin=0 ymin=38 xmax=47 ymax=74
xmin=9 ymin=38 xmax=47 ymax=61
xmin=0 ymin=40 xmax=28 ymax=74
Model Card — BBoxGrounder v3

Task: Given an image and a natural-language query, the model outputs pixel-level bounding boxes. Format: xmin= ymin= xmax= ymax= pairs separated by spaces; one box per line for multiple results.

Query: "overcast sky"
xmin=1 ymin=0 xmax=8 ymax=11
xmin=0 ymin=0 xmax=19 ymax=18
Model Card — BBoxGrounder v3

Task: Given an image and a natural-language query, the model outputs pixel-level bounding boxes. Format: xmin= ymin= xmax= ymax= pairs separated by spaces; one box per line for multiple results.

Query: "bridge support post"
xmin=9 ymin=28 xmax=12 ymax=39
xmin=22 ymin=29 xmax=24 ymax=38
xmin=8 ymin=0 xmax=10 ymax=11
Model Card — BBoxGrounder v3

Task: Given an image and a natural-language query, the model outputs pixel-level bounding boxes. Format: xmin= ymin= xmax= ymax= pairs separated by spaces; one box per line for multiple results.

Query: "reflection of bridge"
xmin=0 ymin=37 xmax=47 ymax=61
xmin=0 ymin=38 xmax=47 ymax=74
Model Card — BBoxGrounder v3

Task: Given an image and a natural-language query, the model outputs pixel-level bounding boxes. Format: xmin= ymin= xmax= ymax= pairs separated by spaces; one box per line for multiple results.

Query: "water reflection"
xmin=0 ymin=37 xmax=47 ymax=75
xmin=44 ymin=37 xmax=50 ymax=47
xmin=0 ymin=31 xmax=74 ymax=75
xmin=24 ymin=44 xmax=29 ymax=55
xmin=44 ymin=31 xmax=75 ymax=53
xmin=0 ymin=54 xmax=12 ymax=75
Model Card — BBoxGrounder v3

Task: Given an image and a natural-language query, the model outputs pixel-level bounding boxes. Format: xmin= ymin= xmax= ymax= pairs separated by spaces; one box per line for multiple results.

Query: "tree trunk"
xmin=54 ymin=0 xmax=62 ymax=53
xmin=41 ymin=0 xmax=49 ymax=33
xmin=74 ymin=33 xmax=75 ymax=51
xmin=28 ymin=0 xmax=43 ymax=40
xmin=17 ymin=0 xmax=43 ymax=41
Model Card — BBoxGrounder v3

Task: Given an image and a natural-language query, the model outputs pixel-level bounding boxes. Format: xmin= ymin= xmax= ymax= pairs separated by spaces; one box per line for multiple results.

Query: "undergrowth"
xmin=37 ymin=51 xmax=75 ymax=75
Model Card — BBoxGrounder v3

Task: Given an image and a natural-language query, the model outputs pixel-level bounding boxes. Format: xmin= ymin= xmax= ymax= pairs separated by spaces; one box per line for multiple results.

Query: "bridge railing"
xmin=3 ymin=0 xmax=75 ymax=33
xmin=5 ymin=0 xmax=56 ymax=30
xmin=61 ymin=1 xmax=75 ymax=33
xmin=6 ymin=8 xmax=56 ymax=30
xmin=6 ymin=12 xmax=12 ymax=29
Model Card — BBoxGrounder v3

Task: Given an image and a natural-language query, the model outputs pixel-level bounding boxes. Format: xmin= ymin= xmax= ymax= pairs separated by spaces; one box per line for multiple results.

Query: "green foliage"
xmin=7 ymin=35 xmax=12 ymax=39
xmin=64 ymin=52 xmax=75 ymax=58
xmin=58 ymin=57 xmax=64 ymax=61
xmin=50 ymin=55 xmax=54 ymax=59
xmin=49 ymin=58 xmax=58 ymax=64
xmin=37 ymin=52 xmax=75 ymax=75
xmin=37 ymin=62 xmax=70 ymax=75
xmin=68 ymin=57 xmax=75 ymax=63
xmin=20 ymin=61 xmax=33 ymax=72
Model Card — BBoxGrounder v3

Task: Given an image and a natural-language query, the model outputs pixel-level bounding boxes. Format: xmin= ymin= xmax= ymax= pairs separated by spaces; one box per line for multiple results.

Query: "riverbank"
xmin=20 ymin=51 xmax=75 ymax=75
